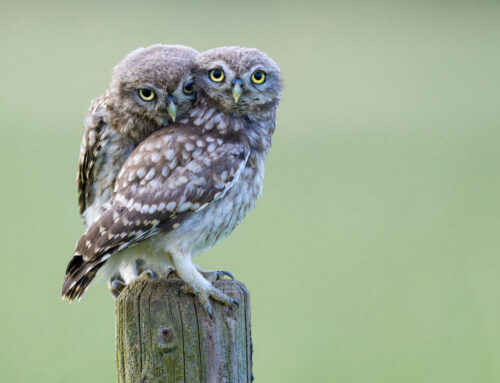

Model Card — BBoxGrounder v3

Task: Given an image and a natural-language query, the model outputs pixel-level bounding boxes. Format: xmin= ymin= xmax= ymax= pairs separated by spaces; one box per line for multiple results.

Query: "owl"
xmin=62 ymin=47 xmax=282 ymax=315
xmin=78 ymin=44 xmax=198 ymax=227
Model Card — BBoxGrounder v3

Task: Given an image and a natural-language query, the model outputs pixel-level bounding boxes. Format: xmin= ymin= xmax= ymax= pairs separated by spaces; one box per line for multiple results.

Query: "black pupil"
xmin=254 ymin=72 xmax=263 ymax=80
xmin=141 ymin=89 xmax=151 ymax=98
xmin=212 ymin=70 xmax=221 ymax=78
xmin=184 ymin=84 xmax=193 ymax=92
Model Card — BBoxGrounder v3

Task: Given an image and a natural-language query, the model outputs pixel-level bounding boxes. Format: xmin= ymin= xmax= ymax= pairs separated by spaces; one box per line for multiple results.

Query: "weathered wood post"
xmin=116 ymin=278 xmax=252 ymax=383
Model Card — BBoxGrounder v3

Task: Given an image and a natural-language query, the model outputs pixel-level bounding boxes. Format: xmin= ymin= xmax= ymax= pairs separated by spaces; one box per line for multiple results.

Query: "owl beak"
xmin=231 ymin=79 xmax=243 ymax=103
xmin=166 ymin=97 xmax=178 ymax=122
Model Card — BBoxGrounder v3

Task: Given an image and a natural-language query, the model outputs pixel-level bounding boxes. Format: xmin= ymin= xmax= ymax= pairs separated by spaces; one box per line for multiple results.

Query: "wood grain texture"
xmin=116 ymin=279 xmax=252 ymax=383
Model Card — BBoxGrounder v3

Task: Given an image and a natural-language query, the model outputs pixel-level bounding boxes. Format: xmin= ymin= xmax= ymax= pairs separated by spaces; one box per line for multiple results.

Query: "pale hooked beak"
xmin=166 ymin=96 xmax=178 ymax=122
xmin=232 ymin=78 xmax=243 ymax=103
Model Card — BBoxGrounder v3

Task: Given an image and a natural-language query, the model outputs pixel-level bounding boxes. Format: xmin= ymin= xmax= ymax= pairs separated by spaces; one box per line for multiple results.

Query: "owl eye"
xmin=183 ymin=82 xmax=194 ymax=94
xmin=138 ymin=88 xmax=156 ymax=101
xmin=251 ymin=71 xmax=266 ymax=84
xmin=209 ymin=69 xmax=225 ymax=82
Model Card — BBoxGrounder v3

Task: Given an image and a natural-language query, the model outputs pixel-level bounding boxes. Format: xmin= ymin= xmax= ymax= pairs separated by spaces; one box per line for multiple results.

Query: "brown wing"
xmin=62 ymin=127 xmax=249 ymax=300
xmin=76 ymin=95 xmax=109 ymax=216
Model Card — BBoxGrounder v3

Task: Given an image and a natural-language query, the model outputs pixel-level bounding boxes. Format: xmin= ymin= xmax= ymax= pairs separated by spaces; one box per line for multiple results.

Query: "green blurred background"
xmin=1 ymin=0 xmax=500 ymax=381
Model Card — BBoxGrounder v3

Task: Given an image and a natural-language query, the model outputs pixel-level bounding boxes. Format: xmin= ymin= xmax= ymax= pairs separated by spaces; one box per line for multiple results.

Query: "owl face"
xmin=194 ymin=47 xmax=281 ymax=117
xmin=121 ymin=72 xmax=196 ymax=124
xmin=108 ymin=44 xmax=199 ymax=139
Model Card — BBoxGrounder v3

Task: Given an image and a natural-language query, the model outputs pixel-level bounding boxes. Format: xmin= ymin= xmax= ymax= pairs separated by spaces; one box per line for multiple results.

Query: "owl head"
xmin=193 ymin=47 xmax=281 ymax=118
xmin=108 ymin=44 xmax=199 ymax=140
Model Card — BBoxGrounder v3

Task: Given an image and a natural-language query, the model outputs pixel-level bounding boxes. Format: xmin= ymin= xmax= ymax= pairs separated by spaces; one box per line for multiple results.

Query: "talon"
xmin=219 ymin=270 xmax=235 ymax=280
xmin=207 ymin=305 xmax=213 ymax=319
xmin=229 ymin=297 xmax=239 ymax=307
xmin=138 ymin=269 xmax=156 ymax=280
xmin=108 ymin=275 xmax=126 ymax=298
xmin=200 ymin=285 xmax=238 ymax=313
xmin=166 ymin=268 xmax=180 ymax=279
xmin=199 ymin=269 xmax=235 ymax=282
xmin=178 ymin=284 xmax=195 ymax=297
xmin=204 ymin=301 xmax=213 ymax=319
xmin=179 ymin=280 xmax=237 ymax=316
xmin=195 ymin=289 xmax=214 ymax=318
xmin=210 ymin=289 xmax=238 ymax=307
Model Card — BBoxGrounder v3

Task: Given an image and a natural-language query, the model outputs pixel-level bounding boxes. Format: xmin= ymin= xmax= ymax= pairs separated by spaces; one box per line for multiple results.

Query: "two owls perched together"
xmin=61 ymin=45 xmax=281 ymax=315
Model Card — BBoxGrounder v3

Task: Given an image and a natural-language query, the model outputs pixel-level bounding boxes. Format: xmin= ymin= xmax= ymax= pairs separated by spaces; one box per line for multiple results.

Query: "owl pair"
xmin=63 ymin=44 xmax=282 ymax=316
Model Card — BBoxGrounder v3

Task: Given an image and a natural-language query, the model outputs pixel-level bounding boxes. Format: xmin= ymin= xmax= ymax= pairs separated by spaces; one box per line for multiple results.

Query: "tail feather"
xmin=61 ymin=255 xmax=107 ymax=302
xmin=62 ymin=208 xmax=123 ymax=302
xmin=63 ymin=197 xmax=158 ymax=302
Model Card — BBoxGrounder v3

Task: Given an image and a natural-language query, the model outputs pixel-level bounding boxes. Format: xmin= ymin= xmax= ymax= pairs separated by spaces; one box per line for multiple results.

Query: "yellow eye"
xmin=138 ymin=88 xmax=155 ymax=101
xmin=183 ymin=82 xmax=194 ymax=94
xmin=251 ymin=70 xmax=266 ymax=84
xmin=209 ymin=69 xmax=225 ymax=82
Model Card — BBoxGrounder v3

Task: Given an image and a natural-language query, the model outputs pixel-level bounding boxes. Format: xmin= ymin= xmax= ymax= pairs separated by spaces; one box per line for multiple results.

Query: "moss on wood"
xmin=116 ymin=279 xmax=252 ymax=383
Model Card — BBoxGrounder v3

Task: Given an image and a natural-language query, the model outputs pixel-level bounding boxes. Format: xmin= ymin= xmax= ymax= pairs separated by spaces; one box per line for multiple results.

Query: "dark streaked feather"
xmin=77 ymin=96 xmax=108 ymax=216
xmin=61 ymin=256 xmax=106 ymax=302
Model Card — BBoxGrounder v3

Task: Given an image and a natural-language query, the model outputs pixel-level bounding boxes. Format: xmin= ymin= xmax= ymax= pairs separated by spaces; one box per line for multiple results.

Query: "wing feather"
xmin=77 ymin=96 xmax=108 ymax=216
xmin=62 ymin=127 xmax=249 ymax=300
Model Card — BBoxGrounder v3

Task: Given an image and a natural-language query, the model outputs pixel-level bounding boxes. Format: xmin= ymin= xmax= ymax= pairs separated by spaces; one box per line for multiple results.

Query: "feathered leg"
xmin=170 ymin=250 xmax=238 ymax=318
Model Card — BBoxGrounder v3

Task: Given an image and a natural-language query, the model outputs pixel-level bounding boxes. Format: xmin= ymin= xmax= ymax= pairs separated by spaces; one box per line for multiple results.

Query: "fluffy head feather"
xmin=193 ymin=46 xmax=281 ymax=118
xmin=107 ymin=44 xmax=199 ymax=140
xmin=63 ymin=46 xmax=282 ymax=302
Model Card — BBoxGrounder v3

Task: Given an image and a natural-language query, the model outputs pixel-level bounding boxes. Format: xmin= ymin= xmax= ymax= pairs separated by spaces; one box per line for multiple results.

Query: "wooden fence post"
xmin=116 ymin=278 xmax=252 ymax=383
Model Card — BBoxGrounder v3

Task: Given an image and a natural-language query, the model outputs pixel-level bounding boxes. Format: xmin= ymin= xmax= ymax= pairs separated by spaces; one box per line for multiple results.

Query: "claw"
xmin=178 ymin=284 xmax=194 ymax=296
xmin=218 ymin=270 xmax=235 ymax=280
xmin=208 ymin=286 xmax=239 ymax=307
xmin=138 ymin=269 xmax=157 ymax=280
xmin=108 ymin=275 xmax=126 ymax=298
xmin=166 ymin=268 xmax=180 ymax=279
xmin=200 ymin=270 xmax=235 ymax=283
xmin=178 ymin=282 xmax=238 ymax=317
xmin=194 ymin=288 xmax=215 ymax=318
xmin=204 ymin=301 xmax=214 ymax=319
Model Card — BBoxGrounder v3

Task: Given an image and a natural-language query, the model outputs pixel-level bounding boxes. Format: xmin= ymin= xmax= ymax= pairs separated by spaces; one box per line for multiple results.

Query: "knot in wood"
xmin=116 ymin=279 xmax=253 ymax=381
xmin=224 ymin=304 xmax=236 ymax=317
xmin=158 ymin=325 xmax=173 ymax=342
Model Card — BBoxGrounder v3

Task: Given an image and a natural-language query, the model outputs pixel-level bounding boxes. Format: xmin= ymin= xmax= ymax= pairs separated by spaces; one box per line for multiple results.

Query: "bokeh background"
xmin=1 ymin=0 xmax=500 ymax=382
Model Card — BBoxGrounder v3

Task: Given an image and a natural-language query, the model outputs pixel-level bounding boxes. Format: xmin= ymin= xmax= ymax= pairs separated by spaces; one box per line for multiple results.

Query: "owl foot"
xmin=166 ymin=268 xmax=180 ymax=279
xmin=179 ymin=283 xmax=238 ymax=318
xmin=108 ymin=275 xmax=126 ymax=298
xmin=194 ymin=264 xmax=234 ymax=282
xmin=138 ymin=269 xmax=157 ymax=280
xmin=199 ymin=270 xmax=235 ymax=283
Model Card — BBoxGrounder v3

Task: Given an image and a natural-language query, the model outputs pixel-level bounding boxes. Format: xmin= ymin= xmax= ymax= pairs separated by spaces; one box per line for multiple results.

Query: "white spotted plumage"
xmin=76 ymin=44 xmax=198 ymax=228
xmin=63 ymin=47 xmax=282 ymax=313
